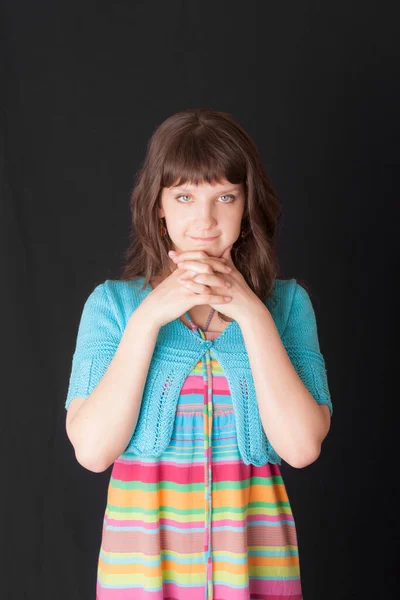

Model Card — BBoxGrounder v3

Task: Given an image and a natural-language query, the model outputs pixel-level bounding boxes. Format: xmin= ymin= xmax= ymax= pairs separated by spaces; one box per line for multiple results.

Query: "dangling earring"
xmin=240 ymin=222 xmax=249 ymax=238
xmin=160 ymin=217 xmax=167 ymax=237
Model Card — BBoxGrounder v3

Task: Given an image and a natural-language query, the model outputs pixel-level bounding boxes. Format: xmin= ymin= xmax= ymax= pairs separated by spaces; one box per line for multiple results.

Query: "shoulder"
xmin=265 ymin=278 xmax=315 ymax=337
xmin=88 ymin=277 xmax=148 ymax=327
xmin=274 ymin=279 xmax=323 ymax=350
xmin=265 ymin=278 xmax=298 ymax=335
xmin=271 ymin=277 xmax=297 ymax=302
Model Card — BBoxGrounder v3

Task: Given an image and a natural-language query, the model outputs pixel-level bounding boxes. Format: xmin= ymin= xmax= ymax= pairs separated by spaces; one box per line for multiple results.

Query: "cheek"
xmin=224 ymin=212 xmax=242 ymax=230
xmin=166 ymin=218 xmax=188 ymax=237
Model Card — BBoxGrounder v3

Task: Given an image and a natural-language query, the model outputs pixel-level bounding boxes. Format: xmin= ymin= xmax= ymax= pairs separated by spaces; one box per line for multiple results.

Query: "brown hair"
xmin=120 ymin=108 xmax=296 ymax=322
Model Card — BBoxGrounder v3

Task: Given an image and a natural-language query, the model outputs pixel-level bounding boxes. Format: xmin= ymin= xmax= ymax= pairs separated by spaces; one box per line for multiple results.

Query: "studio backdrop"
xmin=1 ymin=1 xmax=397 ymax=599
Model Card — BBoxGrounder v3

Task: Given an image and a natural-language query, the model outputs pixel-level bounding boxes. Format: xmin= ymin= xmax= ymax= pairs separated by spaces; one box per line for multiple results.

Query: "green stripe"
xmin=109 ymin=474 xmax=284 ymax=492
xmin=106 ymin=505 xmax=205 ymax=515
xmin=213 ymin=475 xmax=283 ymax=489
xmin=106 ymin=500 xmax=290 ymax=515
xmin=248 ymin=500 xmax=291 ymax=508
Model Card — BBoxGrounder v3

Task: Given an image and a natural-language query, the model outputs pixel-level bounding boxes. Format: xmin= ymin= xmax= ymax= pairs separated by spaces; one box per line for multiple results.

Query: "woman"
xmin=65 ymin=108 xmax=333 ymax=599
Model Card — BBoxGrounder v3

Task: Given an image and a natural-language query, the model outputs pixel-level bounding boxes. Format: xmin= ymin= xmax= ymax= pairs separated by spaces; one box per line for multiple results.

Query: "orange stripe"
xmin=107 ymin=487 xmax=205 ymax=510
xmin=107 ymin=482 xmax=289 ymax=510
xmin=98 ymin=553 xmax=300 ymax=578
xmin=213 ymin=484 xmax=289 ymax=507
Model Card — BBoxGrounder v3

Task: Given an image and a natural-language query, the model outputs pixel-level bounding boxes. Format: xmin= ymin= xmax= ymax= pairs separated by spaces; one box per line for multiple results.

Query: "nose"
xmin=193 ymin=206 xmax=217 ymax=233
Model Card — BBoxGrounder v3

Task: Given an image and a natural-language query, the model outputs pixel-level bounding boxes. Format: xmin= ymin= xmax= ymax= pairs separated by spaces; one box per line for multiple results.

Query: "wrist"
xmin=129 ymin=297 xmax=162 ymax=333
xmin=236 ymin=298 xmax=269 ymax=326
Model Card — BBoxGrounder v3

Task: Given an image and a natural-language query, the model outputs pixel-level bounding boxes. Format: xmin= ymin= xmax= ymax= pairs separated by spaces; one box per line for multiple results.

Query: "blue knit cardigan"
xmin=65 ymin=277 xmax=332 ymax=466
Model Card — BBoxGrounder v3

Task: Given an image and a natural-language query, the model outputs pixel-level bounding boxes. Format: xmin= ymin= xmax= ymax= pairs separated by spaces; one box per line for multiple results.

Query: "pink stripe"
xmin=103 ymin=515 xmax=295 ymax=530
xmin=181 ymin=374 xmax=230 ymax=392
xmin=106 ymin=517 xmax=206 ymax=529
xmin=111 ymin=458 xmax=281 ymax=485
xmin=180 ymin=385 xmax=230 ymax=395
xmin=97 ymin=581 xmax=206 ymax=600
xmin=249 ymin=576 xmax=303 ymax=596
xmin=163 ymin=582 xmax=205 ymax=600
xmin=111 ymin=461 xmax=204 ymax=484
xmin=214 ymin=579 xmax=302 ymax=599
xmin=113 ymin=460 xmax=282 ymax=484
xmin=247 ymin=513 xmax=294 ymax=524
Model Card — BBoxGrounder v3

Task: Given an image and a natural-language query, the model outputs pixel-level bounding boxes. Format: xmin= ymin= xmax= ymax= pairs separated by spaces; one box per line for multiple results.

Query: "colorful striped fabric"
xmin=96 ymin=327 xmax=303 ymax=599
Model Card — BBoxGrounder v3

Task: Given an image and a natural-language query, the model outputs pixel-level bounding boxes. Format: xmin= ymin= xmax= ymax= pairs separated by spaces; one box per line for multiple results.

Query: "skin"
xmin=159 ymin=177 xmax=245 ymax=269
xmin=158 ymin=178 xmax=331 ymax=465
xmin=157 ymin=178 xmax=247 ymax=327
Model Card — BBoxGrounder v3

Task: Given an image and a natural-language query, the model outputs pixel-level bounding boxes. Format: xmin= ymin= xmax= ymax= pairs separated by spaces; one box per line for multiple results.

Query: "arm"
xmin=237 ymin=283 xmax=332 ymax=469
xmin=66 ymin=295 xmax=160 ymax=473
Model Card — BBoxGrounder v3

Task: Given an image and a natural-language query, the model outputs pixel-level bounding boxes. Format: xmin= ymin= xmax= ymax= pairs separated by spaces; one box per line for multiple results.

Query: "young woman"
xmin=65 ymin=108 xmax=332 ymax=600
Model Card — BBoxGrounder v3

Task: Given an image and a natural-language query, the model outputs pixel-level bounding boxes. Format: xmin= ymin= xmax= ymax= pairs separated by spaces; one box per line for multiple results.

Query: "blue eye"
xmin=175 ymin=194 xmax=235 ymax=203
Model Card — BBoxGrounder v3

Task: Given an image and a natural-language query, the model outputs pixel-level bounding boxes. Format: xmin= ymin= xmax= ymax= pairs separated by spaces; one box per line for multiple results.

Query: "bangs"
xmin=161 ymin=130 xmax=247 ymax=189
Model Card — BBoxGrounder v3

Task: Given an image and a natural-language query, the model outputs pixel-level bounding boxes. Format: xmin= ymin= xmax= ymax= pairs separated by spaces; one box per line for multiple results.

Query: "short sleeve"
xmin=64 ymin=283 xmax=122 ymax=410
xmin=281 ymin=282 xmax=333 ymax=416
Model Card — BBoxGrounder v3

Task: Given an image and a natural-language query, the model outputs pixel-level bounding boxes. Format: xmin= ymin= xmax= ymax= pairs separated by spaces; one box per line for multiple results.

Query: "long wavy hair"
xmin=120 ymin=108 xmax=296 ymax=323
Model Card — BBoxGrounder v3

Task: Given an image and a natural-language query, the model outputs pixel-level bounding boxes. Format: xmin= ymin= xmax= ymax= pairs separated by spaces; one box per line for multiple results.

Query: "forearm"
xmin=68 ymin=301 xmax=160 ymax=472
xmin=238 ymin=302 xmax=329 ymax=468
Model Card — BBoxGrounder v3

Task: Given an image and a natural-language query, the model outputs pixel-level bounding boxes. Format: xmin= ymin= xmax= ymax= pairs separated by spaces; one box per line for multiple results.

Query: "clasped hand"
xmin=168 ymin=245 xmax=261 ymax=322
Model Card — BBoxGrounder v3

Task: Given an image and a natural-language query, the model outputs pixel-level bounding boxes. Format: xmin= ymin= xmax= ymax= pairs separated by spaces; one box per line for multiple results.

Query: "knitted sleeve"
xmin=281 ymin=282 xmax=333 ymax=416
xmin=64 ymin=283 xmax=121 ymax=410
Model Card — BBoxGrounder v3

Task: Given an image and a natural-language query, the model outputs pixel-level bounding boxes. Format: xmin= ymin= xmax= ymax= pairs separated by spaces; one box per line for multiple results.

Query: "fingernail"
xmin=169 ymin=250 xmax=177 ymax=256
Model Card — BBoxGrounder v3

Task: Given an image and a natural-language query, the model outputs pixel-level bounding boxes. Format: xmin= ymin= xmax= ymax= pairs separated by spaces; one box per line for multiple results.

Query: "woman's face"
xmin=159 ymin=178 xmax=245 ymax=259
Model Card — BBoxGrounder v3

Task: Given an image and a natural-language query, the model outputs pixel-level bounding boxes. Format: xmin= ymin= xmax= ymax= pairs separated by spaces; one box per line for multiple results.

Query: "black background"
xmin=1 ymin=1 xmax=397 ymax=598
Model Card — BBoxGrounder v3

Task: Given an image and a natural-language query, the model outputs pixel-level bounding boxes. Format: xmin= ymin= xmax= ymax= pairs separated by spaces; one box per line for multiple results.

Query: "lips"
xmin=190 ymin=235 xmax=219 ymax=240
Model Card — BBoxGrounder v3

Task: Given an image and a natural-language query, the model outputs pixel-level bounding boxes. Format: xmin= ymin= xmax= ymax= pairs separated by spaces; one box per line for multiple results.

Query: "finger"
xmin=175 ymin=268 xmax=197 ymax=279
xmin=179 ymin=280 xmax=230 ymax=297
xmin=177 ymin=259 xmax=231 ymax=275
xmin=179 ymin=278 xmax=213 ymax=294
xmin=193 ymin=292 xmax=232 ymax=304
xmin=170 ymin=250 xmax=209 ymax=261
xmin=180 ymin=272 xmax=231 ymax=288
xmin=173 ymin=254 xmax=227 ymax=264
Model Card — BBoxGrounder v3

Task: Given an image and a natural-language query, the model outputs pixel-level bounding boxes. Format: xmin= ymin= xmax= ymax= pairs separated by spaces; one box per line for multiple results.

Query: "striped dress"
xmin=96 ymin=318 xmax=303 ymax=600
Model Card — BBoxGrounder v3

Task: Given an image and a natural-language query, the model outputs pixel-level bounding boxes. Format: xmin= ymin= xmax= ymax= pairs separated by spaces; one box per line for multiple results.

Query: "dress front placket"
xmin=183 ymin=311 xmax=214 ymax=600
